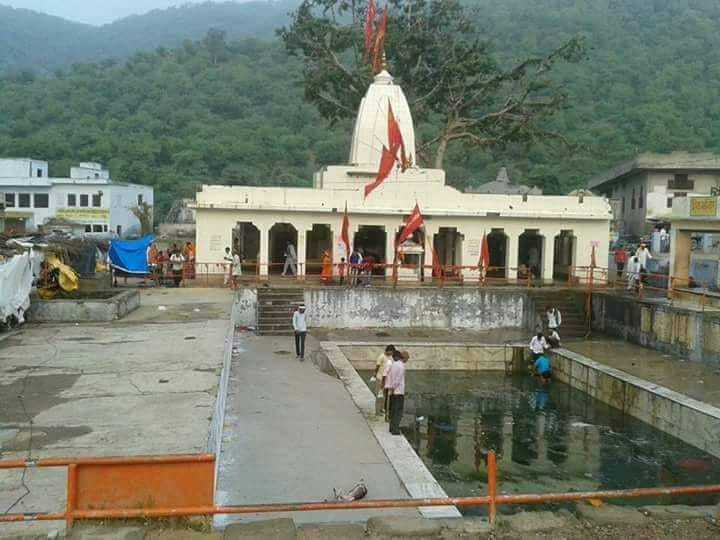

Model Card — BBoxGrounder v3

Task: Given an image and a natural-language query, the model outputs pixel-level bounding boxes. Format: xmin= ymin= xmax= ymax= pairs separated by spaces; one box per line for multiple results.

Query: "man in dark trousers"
xmin=386 ymin=350 xmax=406 ymax=435
xmin=292 ymin=304 xmax=307 ymax=361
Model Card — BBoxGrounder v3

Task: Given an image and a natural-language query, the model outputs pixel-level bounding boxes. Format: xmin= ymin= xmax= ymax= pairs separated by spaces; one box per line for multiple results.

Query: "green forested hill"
xmin=0 ymin=1 xmax=294 ymax=73
xmin=0 ymin=0 xmax=719 ymax=218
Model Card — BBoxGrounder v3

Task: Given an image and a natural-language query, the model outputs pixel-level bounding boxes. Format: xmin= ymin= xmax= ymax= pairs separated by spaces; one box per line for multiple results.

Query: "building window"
xmin=33 ymin=193 xmax=49 ymax=208
xmin=631 ymin=188 xmax=635 ymax=210
xmin=669 ymin=174 xmax=694 ymax=190
xmin=67 ymin=194 xmax=77 ymax=207
xmin=638 ymin=185 xmax=644 ymax=209
xmin=18 ymin=193 xmax=30 ymax=208
xmin=667 ymin=197 xmax=673 ymax=208
xmin=37 ymin=168 xmax=43 ymax=178
xmin=92 ymin=224 xmax=103 ymax=233
xmin=92 ymin=193 xmax=102 ymax=207
xmin=137 ymin=194 xmax=144 ymax=205
xmin=94 ymin=173 xmax=100 ymax=179
xmin=621 ymin=197 xmax=625 ymax=215
xmin=85 ymin=225 xmax=92 ymax=233
xmin=103 ymin=224 xmax=108 ymax=232
xmin=4 ymin=193 xmax=15 ymax=207
xmin=80 ymin=194 xmax=89 ymax=207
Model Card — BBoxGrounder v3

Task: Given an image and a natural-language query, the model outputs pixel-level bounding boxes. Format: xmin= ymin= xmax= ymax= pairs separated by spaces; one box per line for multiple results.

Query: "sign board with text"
xmin=689 ymin=197 xmax=718 ymax=218
xmin=56 ymin=208 xmax=110 ymax=222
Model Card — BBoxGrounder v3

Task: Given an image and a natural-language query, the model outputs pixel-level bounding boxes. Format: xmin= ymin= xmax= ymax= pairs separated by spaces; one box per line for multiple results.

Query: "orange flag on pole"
xmin=340 ymin=202 xmax=350 ymax=258
xmin=364 ymin=0 xmax=377 ymax=59
xmin=387 ymin=101 xmax=408 ymax=170
xmin=364 ymin=145 xmax=397 ymax=198
xmin=372 ymin=8 xmax=388 ymax=73
xmin=480 ymin=232 xmax=490 ymax=270
xmin=396 ymin=203 xmax=424 ymax=247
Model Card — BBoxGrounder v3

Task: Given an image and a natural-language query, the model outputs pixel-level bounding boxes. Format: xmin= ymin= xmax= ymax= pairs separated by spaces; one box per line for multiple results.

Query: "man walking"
xmin=283 ymin=241 xmax=297 ymax=276
xmin=386 ymin=350 xmax=406 ymax=435
xmin=292 ymin=304 xmax=307 ymax=361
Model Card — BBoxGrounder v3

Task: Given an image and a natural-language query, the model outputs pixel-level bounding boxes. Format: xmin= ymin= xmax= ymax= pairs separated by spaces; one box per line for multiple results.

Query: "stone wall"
xmin=552 ymin=348 xmax=720 ymax=458
xmin=590 ymin=292 xmax=720 ymax=362
xmin=305 ymin=288 xmax=526 ymax=330
xmin=27 ymin=290 xmax=140 ymax=322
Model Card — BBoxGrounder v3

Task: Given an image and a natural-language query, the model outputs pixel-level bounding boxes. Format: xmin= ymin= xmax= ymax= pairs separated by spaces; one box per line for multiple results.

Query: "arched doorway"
xmin=232 ymin=222 xmax=260 ymax=274
xmin=518 ymin=230 xmax=544 ymax=280
xmin=354 ymin=225 xmax=387 ymax=276
xmin=305 ymin=224 xmax=332 ymax=275
xmin=433 ymin=228 xmax=463 ymax=277
xmin=487 ymin=229 xmax=508 ymax=278
xmin=396 ymin=225 xmax=425 ymax=280
xmin=269 ymin=223 xmax=298 ymax=275
xmin=553 ymin=230 xmax=576 ymax=282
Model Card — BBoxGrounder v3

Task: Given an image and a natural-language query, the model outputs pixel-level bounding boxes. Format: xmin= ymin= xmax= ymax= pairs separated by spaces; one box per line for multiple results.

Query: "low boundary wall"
xmin=27 ymin=290 xmax=140 ymax=322
xmin=552 ymin=348 xmax=720 ymax=458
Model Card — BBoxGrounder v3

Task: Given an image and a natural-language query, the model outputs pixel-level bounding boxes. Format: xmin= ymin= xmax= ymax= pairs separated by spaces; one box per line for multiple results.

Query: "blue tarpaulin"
xmin=109 ymin=235 xmax=155 ymax=274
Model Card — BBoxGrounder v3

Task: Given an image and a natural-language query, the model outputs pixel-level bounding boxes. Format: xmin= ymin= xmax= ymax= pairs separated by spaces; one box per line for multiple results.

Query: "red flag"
xmin=387 ymin=101 xmax=408 ymax=170
xmin=479 ymin=233 xmax=490 ymax=269
xmin=364 ymin=0 xmax=377 ymax=59
xmin=364 ymin=145 xmax=396 ymax=198
xmin=372 ymin=8 xmax=388 ymax=73
xmin=396 ymin=204 xmax=424 ymax=247
xmin=340 ymin=202 xmax=350 ymax=258
xmin=431 ymin=241 xmax=444 ymax=278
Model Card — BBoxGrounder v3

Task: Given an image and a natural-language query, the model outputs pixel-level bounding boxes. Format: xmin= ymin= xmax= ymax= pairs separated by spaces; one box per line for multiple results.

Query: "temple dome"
xmin=348 ymin=70 xmax=416 ymax=169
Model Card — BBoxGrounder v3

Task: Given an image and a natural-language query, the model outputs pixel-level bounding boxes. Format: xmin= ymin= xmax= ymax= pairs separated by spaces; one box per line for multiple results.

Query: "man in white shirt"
xmin=529 ymin=332 xmax=548 ymax=362
xmin=386 ymin=350 xmax=406 ymax=435
xmin=231 ymin=252 xmax=242 ymax=289
xmin=626 ymin=255 xmax=640 ymax=291
xmin=292 ymin=305 xmax=307 ymax=360
xmin=372 ymin=345 xmax=396 ymax=417
xmin=635 ymin=243 xmax=652 ymax=271
xmin=169 ymin=250 xmax=185 ymax=288
xmin=546 ymin=306 xmax=562 ymax=333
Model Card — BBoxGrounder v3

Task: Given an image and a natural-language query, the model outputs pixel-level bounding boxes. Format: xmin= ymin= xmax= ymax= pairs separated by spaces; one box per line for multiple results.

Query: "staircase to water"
xmin=256 ymin=287 xmax=305 ymax=336
xmin=530 ymin=291 xmax=588 ymax=339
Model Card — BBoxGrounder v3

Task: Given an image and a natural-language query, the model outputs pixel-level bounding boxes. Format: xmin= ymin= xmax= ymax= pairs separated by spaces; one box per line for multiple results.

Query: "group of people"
xmin=372 ymin=345 xmax=409 ymax=435
xmin=613 ymin=242 xmax=652 ymax=292
xmin=148 ymin=241 xmax=195 ymax=287
xmin=528 ymin=305 xmax=563 ymax=385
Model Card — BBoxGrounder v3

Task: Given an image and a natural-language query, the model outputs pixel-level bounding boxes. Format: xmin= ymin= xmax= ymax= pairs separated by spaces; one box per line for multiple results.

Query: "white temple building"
xmin=193 ymin=70 xmax=611 ymax=283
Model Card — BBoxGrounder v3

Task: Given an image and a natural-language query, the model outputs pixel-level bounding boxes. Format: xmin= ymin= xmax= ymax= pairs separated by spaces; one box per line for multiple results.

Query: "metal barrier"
xmin=2 ymin=451 xmax=720 ymax=527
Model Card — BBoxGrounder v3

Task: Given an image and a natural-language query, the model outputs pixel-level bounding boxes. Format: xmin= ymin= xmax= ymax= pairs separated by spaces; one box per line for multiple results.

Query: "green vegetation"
xmin=0 ymin=0 xmax=719 ymax=215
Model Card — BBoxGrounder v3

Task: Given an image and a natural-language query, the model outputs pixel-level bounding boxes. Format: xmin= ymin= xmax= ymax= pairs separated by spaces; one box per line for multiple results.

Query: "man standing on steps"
xmin=386 ymin=350 xmax=406 ymax=435
xmin=292 ymin=304 xmax=307 ymax=361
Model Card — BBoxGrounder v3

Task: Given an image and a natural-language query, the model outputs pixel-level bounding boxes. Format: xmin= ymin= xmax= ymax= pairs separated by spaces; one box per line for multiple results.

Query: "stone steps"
xmin=257 ymin=288 xmax=304 ymax=336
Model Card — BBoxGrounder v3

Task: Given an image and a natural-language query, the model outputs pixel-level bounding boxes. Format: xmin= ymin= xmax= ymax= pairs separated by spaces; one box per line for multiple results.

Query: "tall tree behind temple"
xmin=280 ymin=0 xmax=585 ymax=169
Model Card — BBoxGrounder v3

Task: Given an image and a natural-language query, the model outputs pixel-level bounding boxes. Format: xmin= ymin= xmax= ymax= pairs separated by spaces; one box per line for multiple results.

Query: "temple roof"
xmin=349 ymin=70 xmax=416 ymax=169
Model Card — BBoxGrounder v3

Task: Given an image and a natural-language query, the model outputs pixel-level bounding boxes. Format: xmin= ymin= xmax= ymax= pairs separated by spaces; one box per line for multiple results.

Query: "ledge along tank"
xmin=360 ymin=370 xmax=720 ymax=515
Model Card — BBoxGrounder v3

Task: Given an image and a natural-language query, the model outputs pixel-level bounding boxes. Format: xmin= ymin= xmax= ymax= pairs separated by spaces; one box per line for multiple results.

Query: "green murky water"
xmin=360 ymin=370 xmax=720 ymax=514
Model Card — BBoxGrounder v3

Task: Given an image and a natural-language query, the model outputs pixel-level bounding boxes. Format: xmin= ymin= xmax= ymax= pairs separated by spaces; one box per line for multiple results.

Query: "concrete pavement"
xmin=215 ymin=332 xmax=416 ymax=527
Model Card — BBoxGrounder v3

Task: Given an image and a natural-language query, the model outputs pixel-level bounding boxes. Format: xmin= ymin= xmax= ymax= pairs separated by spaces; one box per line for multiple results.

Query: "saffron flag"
xmin=396 ymin=203 xmax=424 ymax=247
xmin=340 ymin=203 xmax=350 ymax=259
xmin=387 ymin=101 xmax=408 ymax=170
xmin=372 ymin=8 xmax=388 ymax=73
xmin=479 ymin=233 xmax=490 ymax=270
xmin=364 ymin=145 xmax=396 ymax=198
xmin=364 ymin=0 xmax=377 ymax=59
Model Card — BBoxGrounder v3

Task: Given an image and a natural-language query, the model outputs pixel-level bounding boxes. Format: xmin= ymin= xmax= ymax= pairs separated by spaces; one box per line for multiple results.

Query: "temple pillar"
xmin=669 ymin=227 xmax=692 ymax=289
xmin=542 ymin=230 xmax=560 ymax=284
xmin=423 ymin=225 xmax=438 ymax=281
xmin=385 ymin=225 xmax=399 ymax=277
xmin=507 ymin=233 xmax=519 ymax=280
xmin=258 ymin=226 xmax=269 ymax=276
xmin=298 ymin=228 xmax=307 ymax=276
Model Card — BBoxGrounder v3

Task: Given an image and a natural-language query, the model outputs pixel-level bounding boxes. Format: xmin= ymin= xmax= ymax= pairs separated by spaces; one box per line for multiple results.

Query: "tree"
xmin=280 ymin=0 xmax=586 ymax=168
xmin=130 ymin=202 xmax=154 ymax=233
xmin=203 ymin=28 xmax=228 ymax=65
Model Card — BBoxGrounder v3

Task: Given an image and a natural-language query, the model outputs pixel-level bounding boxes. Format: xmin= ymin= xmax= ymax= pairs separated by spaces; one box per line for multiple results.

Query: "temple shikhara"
xmin=193 ymin=69 xmax=611 ymax=282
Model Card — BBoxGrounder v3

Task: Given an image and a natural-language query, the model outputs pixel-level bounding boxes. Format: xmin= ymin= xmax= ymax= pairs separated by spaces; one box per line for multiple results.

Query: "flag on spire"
xmin=340 ymin=202 xmax=350 ymax=259
xmin=372 ymin=8 xmax=388 ymax=73
xmin=364 ymin=0 xmax=377 ymax=59
xmin=396 ymin=204 xmax=424 ymax=247
xmin=387 ymin=101 xmax=408 ymax=170
xmin=364 ymin=145 xmax=396 ymax=198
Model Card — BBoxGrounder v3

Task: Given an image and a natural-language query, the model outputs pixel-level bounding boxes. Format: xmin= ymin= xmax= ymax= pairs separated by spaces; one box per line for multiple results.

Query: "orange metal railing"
xmin=2 ymin=451 xmax=720 ymax=528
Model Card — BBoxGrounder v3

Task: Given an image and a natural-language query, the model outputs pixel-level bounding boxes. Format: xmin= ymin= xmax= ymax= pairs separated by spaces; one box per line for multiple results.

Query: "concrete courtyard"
xmin=0 ymin=288 xmax=232 ymax=537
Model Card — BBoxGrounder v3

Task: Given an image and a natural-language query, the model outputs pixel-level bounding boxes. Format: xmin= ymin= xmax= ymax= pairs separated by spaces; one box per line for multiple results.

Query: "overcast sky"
xmin=4 ymin=0 xmax=249 ymax=25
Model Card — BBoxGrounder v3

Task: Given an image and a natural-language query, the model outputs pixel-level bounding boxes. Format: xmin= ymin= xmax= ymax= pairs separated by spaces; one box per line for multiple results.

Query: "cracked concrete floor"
xmin=0 ymin=287 xmax=232 ymax=537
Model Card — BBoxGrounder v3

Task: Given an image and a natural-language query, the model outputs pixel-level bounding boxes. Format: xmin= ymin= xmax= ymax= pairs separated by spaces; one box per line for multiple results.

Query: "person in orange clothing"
xmin=320 ymin=250 xmax=333 ymax=284
xmin=183 ymin=241 xmax=196 ymax=280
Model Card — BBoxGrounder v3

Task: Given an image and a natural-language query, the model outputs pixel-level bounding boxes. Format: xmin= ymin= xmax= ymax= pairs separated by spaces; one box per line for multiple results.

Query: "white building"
xmin=0 ymin=159 xmax=153 ymax=237
xmin=193 ymin=70 xmax=611 ymax=283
